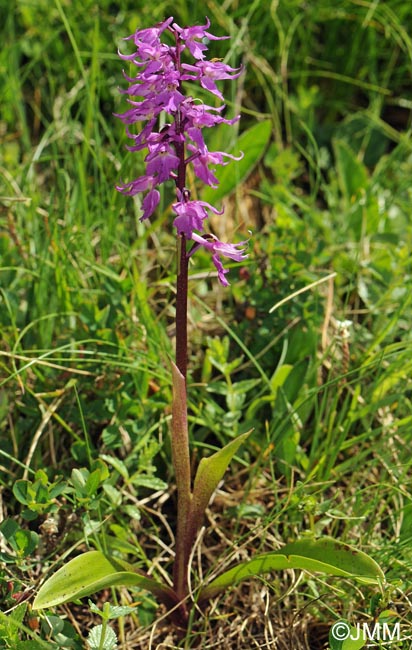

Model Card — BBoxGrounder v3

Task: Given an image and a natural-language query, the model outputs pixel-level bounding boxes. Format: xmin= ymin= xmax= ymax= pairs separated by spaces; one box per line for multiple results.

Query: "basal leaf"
xmin=33 ymin=551 xmax=178 ymax=610
xmin=198 ymin=537 xmax=384 ymax=603
xmin=279 ymin=538 xmax=384 ymax=580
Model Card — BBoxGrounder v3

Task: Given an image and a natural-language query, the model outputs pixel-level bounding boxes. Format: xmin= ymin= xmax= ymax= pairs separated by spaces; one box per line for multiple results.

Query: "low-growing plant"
xmin=32 ymin=15 xmax=384 ymax=633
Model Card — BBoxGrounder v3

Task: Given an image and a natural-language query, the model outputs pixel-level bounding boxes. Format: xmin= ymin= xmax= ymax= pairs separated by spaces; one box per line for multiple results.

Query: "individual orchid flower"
xmin=187 ymin=145 xmax=243 ymax=188
xmin=172 ymin=17 xmax=229 ymax=60
xmin=172 ymin=198 xmax=223 ymax=238
xmin=122 ymin=16 xmax=174 ymax=50
xmin=115 ymin=173 xmax=154 ymax=196
xmin=145 ymin=143 xmax=180 ymax=183
xmin=190 ymin=233 xmax=248 ymax=286
xmin=181 ymin=60 xmax=243 ymax=101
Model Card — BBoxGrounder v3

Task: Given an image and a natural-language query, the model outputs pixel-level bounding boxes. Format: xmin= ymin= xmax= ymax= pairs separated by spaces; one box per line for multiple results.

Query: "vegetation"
xmin=1 ymin=0 xmax=412 ymax=648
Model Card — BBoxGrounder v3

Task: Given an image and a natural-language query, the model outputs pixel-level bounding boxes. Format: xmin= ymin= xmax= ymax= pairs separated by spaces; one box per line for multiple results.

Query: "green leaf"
xmin=35 ymin=481 xmax=49 ymax=505
xmin=190 ymin=430 xmax=252 ymax=537
xmin=90 ymin=603 xmax=136 ymax=620
xmin=270 ymin=364 xmax=293 ymax=393
xmin=12 ymin=480 xmax=29 ymax=505
xmin=49 ymin=480 xmax=68 ymax=500
xmin=71 ymin=468 xmax=87 ymax=491
xmin=85 ymin=469 xmax=102 ymax=496
xmin=198 ymin=537 xmax=384 ymax=603
xmin=32 ymin=550 xmax=178 ymax=610
xmin=230 ymin=378 xmax=261 ymax=394
xmin=87 ymin=624 xmax=117 ymax=650
xmin=15 ymin=641 xmax=48 ymax=650
xmin=202 ymin=120 xmax=272 ymax=204
xmin=8 ymin=602 xmax=27 ymax=629
xmin=102 ymin=484 xmax=122 ymax=506
xmin=129 ymin=475 xmax=168 ymax=491
xmin=99 ymin=454 xmax=129 ymax=480
xmin=34 ymin=469 xmax=48 ymax=485
xmin=13 ymin=529 xmax=39 ymax=556
xmin=333 ymin=139 xmax=368 ymax=202
xmin=342 ymin=632 xmax=367 ymax=650
xmin=0 ymin=603 xmax=50 ymax=650
xmin=0 ymin=604 xmax=28 ymax=645
xmin=0 ymin=518 xmax=19 ymax=540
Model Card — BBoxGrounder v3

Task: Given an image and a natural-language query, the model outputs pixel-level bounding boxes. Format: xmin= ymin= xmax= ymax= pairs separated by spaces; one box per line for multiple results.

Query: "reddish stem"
xmin=171 ymin=30 xmax=192 ymax=608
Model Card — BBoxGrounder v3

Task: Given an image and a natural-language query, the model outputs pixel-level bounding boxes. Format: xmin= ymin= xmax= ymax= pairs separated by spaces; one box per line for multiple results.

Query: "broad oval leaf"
xmin=198 ymin=537 xmax=384 ymax=603
xmin=33 ymin=550 xmax=178 ymax=610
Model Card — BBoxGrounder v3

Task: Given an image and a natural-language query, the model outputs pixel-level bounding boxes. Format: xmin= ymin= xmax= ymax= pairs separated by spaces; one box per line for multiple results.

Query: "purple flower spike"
xmin=116 ymin=17 xmax=247 ymax=285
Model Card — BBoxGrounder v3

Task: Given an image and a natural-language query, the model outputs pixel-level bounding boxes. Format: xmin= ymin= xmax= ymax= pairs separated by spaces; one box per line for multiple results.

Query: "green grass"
xmin=1 ymin=0 xmax=412 ymax=647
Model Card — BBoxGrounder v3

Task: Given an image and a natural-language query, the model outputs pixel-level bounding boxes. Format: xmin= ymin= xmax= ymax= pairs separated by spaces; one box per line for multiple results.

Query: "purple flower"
xmin=114 ymin=99 xmax=160 ymax=124
xmin=116 ymin=174 xmax=160 ymax=220
xmin=184 ymin=101 xmax=240 ymax=129
xmin=172 ymin=198 xmax=223 ymax=238
xmin=183 ymin=103 xmax=240 ymax=155
xmin=172 ymin=17 xmax=229 ymax=60
xmin=191 ymin=233 xmax=249 ymax=286
xmin=116 ymin=174 xmax=154 ymax=196
xmin=141 ymin=188 xmax=161 ymax=220
xmin=181 ymin=60 xmax=242 ymax=101
xmin=123 ymin=16 xmax=174 ymax=49
xmin=145 ymin=143 xmax=180 ymax=183
xmin=124 ymin=119 xmax=157 ymax=152
xmin=187 ymin=145 xmax=243 ymax=188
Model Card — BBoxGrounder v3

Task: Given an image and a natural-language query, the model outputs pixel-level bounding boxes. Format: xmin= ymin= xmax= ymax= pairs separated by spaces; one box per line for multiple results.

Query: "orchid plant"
xmin=33 ymin=17 xmax=384 ymax=632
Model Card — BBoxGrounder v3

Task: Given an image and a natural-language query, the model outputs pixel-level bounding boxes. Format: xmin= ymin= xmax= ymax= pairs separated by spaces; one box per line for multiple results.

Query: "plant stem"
xmin=171 ymin=30 xmax=192 ymax=608
xmin=172 ymin=168 xmax=191 ymax=605
xmin=175 ymin=234 xmax=188 ymax=380
xmin=174 ymin=29 xmax=188 ymax=383
xmin=171 ymin=362 xmax=191 ymax=604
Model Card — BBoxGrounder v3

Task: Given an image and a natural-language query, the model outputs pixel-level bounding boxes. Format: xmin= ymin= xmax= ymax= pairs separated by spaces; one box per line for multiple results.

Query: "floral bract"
xmin=116 ymin=16 xmax=247 ymax=284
